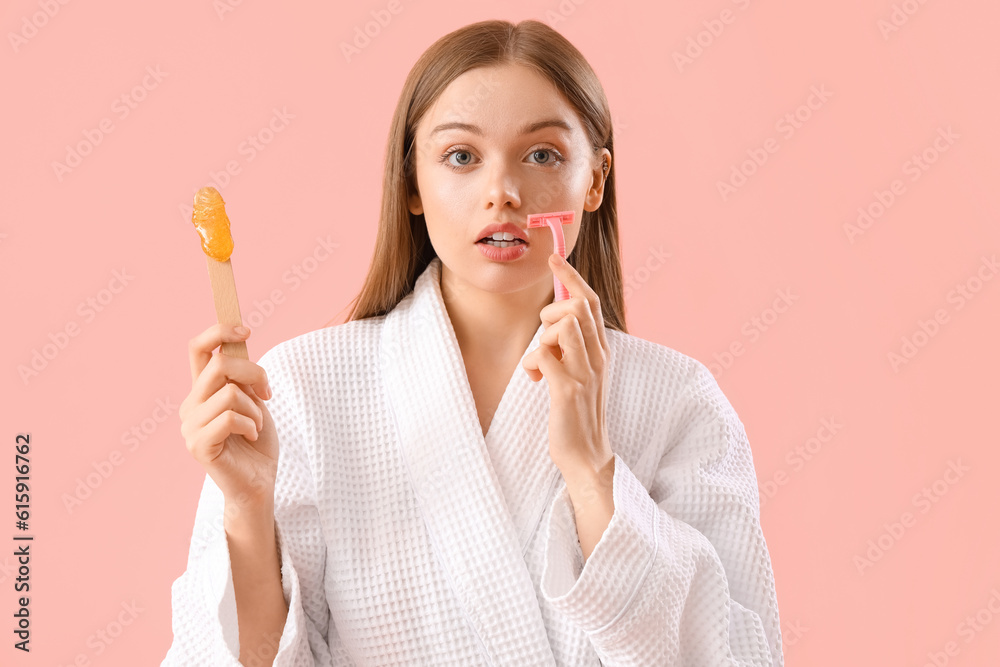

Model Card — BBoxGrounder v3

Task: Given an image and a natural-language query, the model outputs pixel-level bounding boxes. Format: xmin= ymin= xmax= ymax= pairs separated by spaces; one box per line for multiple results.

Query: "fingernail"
xmin=234 ymin=326 xmax=249 ymax=336
xmin=551 ymin=254 xmax=565 ymax=265
xmin=265 ymin=385 xmax=273 ymax=399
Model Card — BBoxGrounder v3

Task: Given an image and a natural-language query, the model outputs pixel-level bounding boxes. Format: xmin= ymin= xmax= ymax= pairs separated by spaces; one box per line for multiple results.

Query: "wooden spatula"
xmin=191 ymin=186 xmax=248 ymax=360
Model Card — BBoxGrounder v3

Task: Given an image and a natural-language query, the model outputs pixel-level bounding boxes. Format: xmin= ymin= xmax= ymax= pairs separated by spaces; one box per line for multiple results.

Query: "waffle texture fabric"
xmin=163 ymin=256 xmax=783 ymax=666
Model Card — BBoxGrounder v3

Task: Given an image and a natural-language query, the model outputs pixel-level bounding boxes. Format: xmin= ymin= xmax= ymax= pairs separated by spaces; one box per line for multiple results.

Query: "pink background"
xmin=2 ymin=0 xmax=998 ymax=664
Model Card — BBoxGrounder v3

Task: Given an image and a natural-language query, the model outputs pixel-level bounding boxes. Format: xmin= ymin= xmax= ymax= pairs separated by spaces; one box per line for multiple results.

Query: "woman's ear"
xmin=584 ymin=149 xmax=611 ymax=212
xmin=408 ymin=188 xmax=423 ymax=215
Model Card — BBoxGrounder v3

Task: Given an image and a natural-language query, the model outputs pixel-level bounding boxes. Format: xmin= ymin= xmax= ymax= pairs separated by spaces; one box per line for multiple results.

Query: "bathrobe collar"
xmin=380 ymin=256 xmax=559 ymax=665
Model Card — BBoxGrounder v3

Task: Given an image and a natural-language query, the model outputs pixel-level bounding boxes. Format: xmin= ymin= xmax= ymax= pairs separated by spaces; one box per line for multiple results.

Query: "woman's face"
xmin=408 ymin=64 xmax=610 ymax=297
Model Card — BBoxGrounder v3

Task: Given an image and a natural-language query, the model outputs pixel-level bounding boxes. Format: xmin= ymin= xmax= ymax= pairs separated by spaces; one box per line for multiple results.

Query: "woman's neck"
xmin=439 ymin=266 xmax=552 ymax=364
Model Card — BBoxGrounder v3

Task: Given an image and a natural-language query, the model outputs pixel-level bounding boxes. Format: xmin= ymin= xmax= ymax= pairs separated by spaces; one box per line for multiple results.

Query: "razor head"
xmin=526 ymin=210 xmax=575 ymax=227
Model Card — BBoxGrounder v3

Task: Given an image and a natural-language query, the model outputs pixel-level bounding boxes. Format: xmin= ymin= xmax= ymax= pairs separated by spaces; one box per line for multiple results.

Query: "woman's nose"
xmin=485 ymin=162 xmax=521 ymax=210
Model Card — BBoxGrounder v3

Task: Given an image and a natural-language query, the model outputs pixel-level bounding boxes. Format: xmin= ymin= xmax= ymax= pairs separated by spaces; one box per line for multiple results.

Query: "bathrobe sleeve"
xmin=162 ymin=348 xmax=353 ymax=667
xmin=540 ymin=361 xmax=783 ymax=666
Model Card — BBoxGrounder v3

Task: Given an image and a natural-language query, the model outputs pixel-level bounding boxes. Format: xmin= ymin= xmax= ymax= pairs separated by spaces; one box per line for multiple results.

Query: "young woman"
xmin=164 ymin=19 xmax=783 ymax=667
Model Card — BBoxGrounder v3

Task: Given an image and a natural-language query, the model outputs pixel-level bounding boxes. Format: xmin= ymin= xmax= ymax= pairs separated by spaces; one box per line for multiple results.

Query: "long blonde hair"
xmin=335 ymin=19 xmax=626 ymax=333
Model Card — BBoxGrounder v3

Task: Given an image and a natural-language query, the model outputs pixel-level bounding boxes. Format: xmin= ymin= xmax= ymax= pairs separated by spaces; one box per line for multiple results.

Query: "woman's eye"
xmin=438 ymin=146 xmax=564 ymax=170
xmin=529 ymin=149 xmax=557 ymax=164
xmin=450 ymin=151 xmax=473 ymax=166
xmin=438 ymin=149 xmax=477 ymax=169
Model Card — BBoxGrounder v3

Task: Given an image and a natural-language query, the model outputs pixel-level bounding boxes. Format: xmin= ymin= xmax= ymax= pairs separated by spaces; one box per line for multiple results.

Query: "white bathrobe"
xmin=162 ymin=256 xmax=783 ymax=666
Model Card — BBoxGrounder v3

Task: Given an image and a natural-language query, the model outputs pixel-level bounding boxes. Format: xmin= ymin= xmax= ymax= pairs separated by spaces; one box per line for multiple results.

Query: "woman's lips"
xmin=476 ymin=238 xmax=527 ymax=245
xmin=476 ymin=239 xmax=529 ymax=261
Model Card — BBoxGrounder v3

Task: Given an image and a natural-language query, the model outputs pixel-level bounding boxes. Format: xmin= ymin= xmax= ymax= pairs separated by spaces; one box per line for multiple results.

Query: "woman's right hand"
xmin=180 ymin=323 xmax=278 ymax=510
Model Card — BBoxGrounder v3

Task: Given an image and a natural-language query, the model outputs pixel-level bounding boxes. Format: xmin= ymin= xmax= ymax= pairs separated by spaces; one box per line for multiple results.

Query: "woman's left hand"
xmin=523 ymin=253 xmax=615 ymax=479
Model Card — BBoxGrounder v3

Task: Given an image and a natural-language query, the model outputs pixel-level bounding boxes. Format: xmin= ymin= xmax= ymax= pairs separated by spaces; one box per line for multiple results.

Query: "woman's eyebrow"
xmin=430 ymin=119 xmax=572 ymax=137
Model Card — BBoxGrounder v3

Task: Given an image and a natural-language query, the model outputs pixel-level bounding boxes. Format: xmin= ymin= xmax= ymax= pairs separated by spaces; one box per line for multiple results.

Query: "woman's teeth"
xmin=479 ymin=232 xmax=525 ymax=248
xmin=481 ymin=239 xmax=524 ymax=248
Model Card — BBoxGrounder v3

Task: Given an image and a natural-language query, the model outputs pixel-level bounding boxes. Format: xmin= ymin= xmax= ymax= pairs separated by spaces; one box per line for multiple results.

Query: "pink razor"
xmin=527 ymin=210 xmax=575 ymax=301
